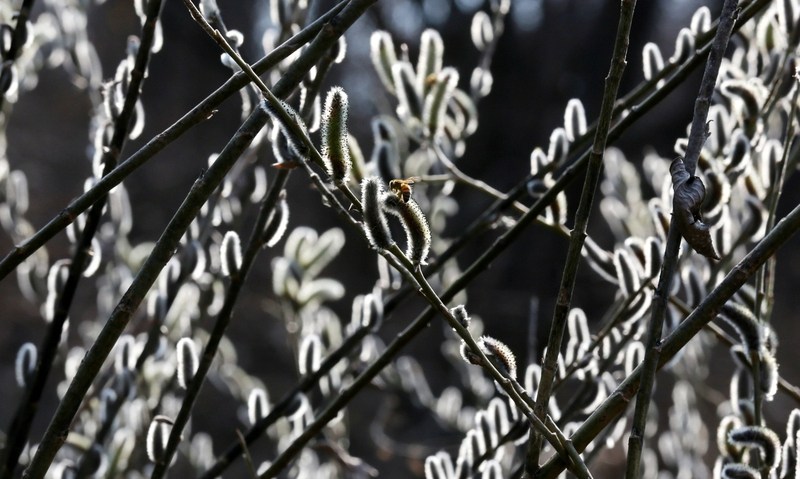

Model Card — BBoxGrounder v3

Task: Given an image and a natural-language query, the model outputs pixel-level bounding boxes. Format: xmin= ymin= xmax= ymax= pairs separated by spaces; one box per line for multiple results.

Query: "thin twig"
xmin=527 ymin=1 xmax=636 ymax=474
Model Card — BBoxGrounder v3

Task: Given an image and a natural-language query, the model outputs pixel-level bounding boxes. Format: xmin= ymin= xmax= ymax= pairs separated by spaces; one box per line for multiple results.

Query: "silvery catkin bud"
xmin=321 ymin=87 xmax=351 ymax=183
xmin=370 ymin=31 xmax=397 ymax=94
xmin=15 ymin=342 xmax=37 ymax=388
xmin=383 ymin=194 xmax=431 ymax=265
xmin=220 ymin=231 xmax=242 ymax=277
xmin=423 ymin=68 xmax=459 ymax=138
xmin=176 ymin=337 xmax=199 ymax=390
xmin=480 ymin=335 xmax=517 ymax=379
xmin=247 ymin=387 xmax=270 ymax=426
xmin=451 ymin=305 xmax=470 ymax=330
xmin=360 ymin=177 xmax=393 ymax=251
xmin=728 ymin=425 xmax=782 ymax=471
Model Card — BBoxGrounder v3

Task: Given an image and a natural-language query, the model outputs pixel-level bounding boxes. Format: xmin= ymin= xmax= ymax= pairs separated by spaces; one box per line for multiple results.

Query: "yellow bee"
xmin=389 ymin=177 xmax=421 ymax=203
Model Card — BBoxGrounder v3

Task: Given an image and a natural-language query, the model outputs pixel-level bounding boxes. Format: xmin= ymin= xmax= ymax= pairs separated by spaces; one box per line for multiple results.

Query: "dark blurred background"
xmin=4 ymin=0 xmax=800 ymax=477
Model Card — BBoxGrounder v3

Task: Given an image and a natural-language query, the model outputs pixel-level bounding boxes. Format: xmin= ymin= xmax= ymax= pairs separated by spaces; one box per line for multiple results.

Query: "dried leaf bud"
xmin=146 ymin=415 xmax=173 ymax=463
xmin=262 ymin=193 xmax=290 ymax=248
xmin=176 ymin=337 xmax=199 ymax=390
xmin=728 ymin=426 xmax=782 ymax=470
xmin=15 ymin=342 xmax=36 ymax=388
xmin=424 ymin=68 xmax=459 ymax=138
xmin=220 ymin=231 xmax=242 ymax=277
xmin=451 ymin=305 xmax=470 ymax=330
xmin=370 ymin=31 xmax=398 ymax=94
xmin=383 ymin=194 xmax=431 ymax=265
xmin=471 ymin=11 xmax=494 ymax=50
xmin=564 ymin=98 xmax=587 ymax=142
xmin=417 ymin=29 xmax=444 ymax=96
xmin=321 ymin=87 xmax=351 ymax=183
xmin=642 ymin=42 xmax=664 ymax=81
xmin=670 ymin=157 xmax=719 ymax=259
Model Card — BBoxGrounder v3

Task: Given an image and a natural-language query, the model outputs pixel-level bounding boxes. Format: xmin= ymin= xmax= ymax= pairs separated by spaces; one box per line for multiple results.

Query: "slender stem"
xmin=1 ymin=1 xmax=165 ymax=476
xmin=527 ymin=2 xmax=635 ymax=474
xmin=538 ymin=199 xmax=800 ymax=479
xmin=624 ymin=1 xmax=738 ymax=477
xmin=0 ymin=0 xmax=349 ymax=282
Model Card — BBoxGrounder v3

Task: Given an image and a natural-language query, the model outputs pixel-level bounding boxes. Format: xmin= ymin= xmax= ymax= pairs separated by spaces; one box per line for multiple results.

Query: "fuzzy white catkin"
xmin=176 ymin=337 xmax=199 ymax=390
xmin=470 ymin=10 xmax=493 ymax=50
xmin=417 ymin=29 xmax=444 ymax=94
xmin=361 ymin=178 xmax=393 ymax=250
xmin=146 ymin=416 xmax=172 ymax=463
xmin=546 ymin=127 xmax=569 ymax=166
xmin=298 ymin=334 xmax=322 ymax=376
xmin=382 ymin=195 xmax=431 ymax=265
xmin=321 ymin=87 xmax=351 ymax=183
xmin=219 ymin=230 xmax=242 ymax=277
xmin=247 ymin=388 xmax=269 ymax=426
xmin=370 ymin=31 xmax=397 ymax=94
xmin=15 ymin=342 xmax=37 ymax=388
xmin=728 ymin=425 xmax=782 ymax=470
xmin=263 ymin=196 xmax=290 ymax=248
xmin=114 ymin=334 xmax=136 ymax=373
xmin=642 ymin=42 xmax=664 ymax=81
xmin=563 ymin=98 xmax=587 ymax=142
